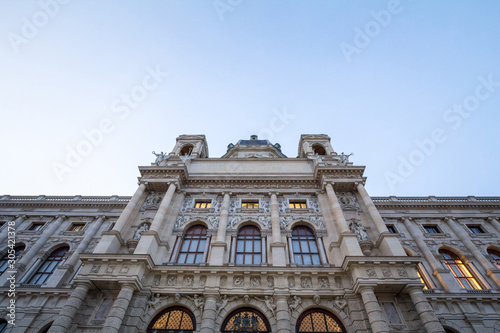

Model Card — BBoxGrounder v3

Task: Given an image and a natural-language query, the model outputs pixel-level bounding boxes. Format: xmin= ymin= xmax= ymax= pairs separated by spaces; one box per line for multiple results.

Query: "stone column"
xmin=275 ymin=295 xmax=291 ymax=333
xmin=325 ymin=183 xmax=349 ymax=233
xmin=94 ymin=183 xmax=147 ymax=254
xmin=401 ymin=217 xmax=451 ymax=292
xmin=200 ymin=295 xmax=218 ymax=333
xmin=114 ymin=183 xmax=147 ymax=233
xmin=288 ymin=236 xmax=295 ymax=264
xmin=47 ymin=282 xmax=91 ymax=333
xmin=0 ymin=215 xmax=26 ymax=244
xmin=359 ymin=286 xmax=389 ymax=333
xmin=487 ymin=217 xmax=500 ymax=234
xmin=317 ymin=237 xmax=328 ymax=265
xmin=229 ymin=235 xmax=237 ymax=265
xmin=150 ymin=183 xmax=177 ymax=232
xmin=46 ymin=216 xmax=107 ymax=288
xmin=325 ymin=183 xmax=363 ymax=256
xmin=211 ymin=193 xmax=231 ymax=265
xmin=102 ymin=283 xmax=135 ymax=333
xmin=356 ymin=182 xmax=406 ymax=256
xmin=261 ymin=235 xmax=267 ymax=265
xmin=270 ymin=193 xmax=287 ymax=266
xmin=444 ymin=217 xmax=500 ymax=288
xmin=17 ymin=216 xmax=66 ymax=274
xmin=407 ymin=287 xmax=445 ymax=333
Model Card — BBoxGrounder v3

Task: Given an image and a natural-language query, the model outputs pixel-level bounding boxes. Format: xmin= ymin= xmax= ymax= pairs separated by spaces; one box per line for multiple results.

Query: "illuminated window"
xmin=405 ymin=250 xmax=431 ymax=290
xmin=148 ymin=307 xmax=195 ymax=332
xmin=241 ymin=201 xmax=259 ymax=209
xmin=0 ymin=245 xmax=25 ymax=274
xmin=236 ymin=226 xmax=262 ymax=265
xmin=69 ymin=223 xmax=85 ymax=231
xmin=296 ymin=309 xmax=346 ymax=332
xmin=468 ymin=225 xmax=484 ymax=234
xmin=222 ymin=308 xmax=270 ymax=333
xmin=440 ymin=249 xmax=482 ymax=290
xmin=194 ymin=201 xmax=211 ymax=209
xmin=387 ymin=225 xmax=397 ymax=234
xmin=423 ymin=225 xmax=440 ymax=234
xmin=290 ymin=201 xmax=307 ymax=209
xmin=488 ymin=249 xmax=500 ymax=269
xmin=177 ymin=225 xmax=208 ymax=264
xmin=28 ymin=246 xmax=69 ymax=285
xmin=29 ymin=223 xmax=45 ymax=231
xmin=292 ymin=226 xmax=321 ymax=266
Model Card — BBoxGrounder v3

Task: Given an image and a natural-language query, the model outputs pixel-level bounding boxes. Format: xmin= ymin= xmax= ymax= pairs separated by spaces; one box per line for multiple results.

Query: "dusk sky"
xmin=1 ymin=1 xmax=499 ymax=197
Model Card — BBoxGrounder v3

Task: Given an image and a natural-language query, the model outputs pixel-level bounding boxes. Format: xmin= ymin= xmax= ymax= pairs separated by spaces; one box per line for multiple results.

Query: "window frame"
xmin=241 ymin=201 xmax=259 ymax=210
xmin=386 ymin=225 xmax=397 ymax=234
xmin=291 ymin=226 xmax=321 ymax=266
xmin=440 ymin=249 xmax=483 ymax=290
xmin=289 ymin=201 xmax=307 ymax=209
xmin=467 ymin=225 xmax=484 ymax=234
xmin=27 ymin=246 xmax=69 ymax=285
xmin=194 ymin=200 xmax=211 ymax=209
xmin=235 ymin=226 xmax=262 ymax=265
xmin=147 ymin=306 xmax=195 ymax=332
xmin=69 ymin=223 xmax=86 ymax=232
xmin=423 ymin=225 xmax=441 ymax=234
xmin=29 ymin=222 xmax=45 ymax=231
xmin=176 ymin=225 xmax=208 ymax=265
xmin=295 ymin=308 xmax=346 ymax=333
xmin=221 ymin=308 xmax=271 ymax=333
xmin=488 ymin=249 xmax=500 ymax=269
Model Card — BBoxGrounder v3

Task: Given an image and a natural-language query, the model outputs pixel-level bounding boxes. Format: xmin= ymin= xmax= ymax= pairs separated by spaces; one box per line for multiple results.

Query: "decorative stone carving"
xmin=288 ymin=276 xmax=296 ymax=288
xmin=243 ymin=294 xmax=250 ymax=303
xmin=183 ymin=275 xmax=194 ymax=286
xmin=288 ymin=296 xmax=302 ymax=313
xmin=313 ymin=295 xmax=321 ymax=305
xmin=90 ymin=265 xmax=100 ymax=274
xmin=220 ymin=276 xmax=227 ymax=287
xmin=251 ymin=276 xmax=261 ymax=287
xmin=337 ymin=192 xmax=359 ymax=210
xmin=153 ymin=275 xmax=161 ymax=286
xmin=260 ymin=197 xmax=270 ymax=214
xmin=280 ymin=216 xmax=293 ymax=230
xmin=145 ymin=293 xmax=163 ymax=314
xmin=207 ymin=216 xmax=219 ymax=229
xmin=335 ymin=276 xmax=343 ymax=288
xmin=366 ymin=267 xmax=377 ymax=277
xmin=212 ymin=196 xmax=223 ymax=213
xmin=267 ymin=276 xmax=274 ymax=288
xmin=310 ymin=216 xmax=324 ymax=229
xmin=133 ymin=222 xmax=150 ymax=240
xmin=258 ymin=216 xmax=271 ymax=228
xmin=186 ymin=294 xmax=204 ymax=309
xmin=333 ymin=296 xmax=347 ymax=311
xmin=308 ymin=197 xmax=321 ymax=213
xmin=175 ymin=216 xmax=189 ymax=229
xmin=382 ymin=267 xmax=392 ymax=277
xmin=105 ymin=265 xmax=115 ymax=274
xmin=254 ymin=296 xmax=276 ymax=316
xmin=216 ymin=295 xmax=238 ymax=315
xmin=277 ymin=196 xmax=287 ymax=214
xmin=167 ymin=275 xmax=177 ymax=286
xmin=174 ymin=293 xmax=182 ymax=303
xmin=229 ymin=216 xmax=242 ymax=229
xmin=229 ymin=197 xmax=239 ymax=213
xmin=152 ymin=151 xmax=168 ymax=165
xmin=141 ymin=191 xmax=163 ymax=210
xmin=234 ymin=276 xmax=244 ymax=287
xmin=349 ymin=218 xmax=368 ymax=241
xmin=200 ymin=275 xmax=207 ymax=287
xmin=181 ymin=196 xmax=194 ymax=213
xmin=301 ymin=277 xmax=312 ymax=288
xmin=319 ymin=277 xmax=330 ymax=288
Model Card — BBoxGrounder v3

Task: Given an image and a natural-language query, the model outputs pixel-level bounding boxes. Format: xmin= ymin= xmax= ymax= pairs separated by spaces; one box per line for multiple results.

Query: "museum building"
xmin=0 ymin=134 xmax=500 ymax=333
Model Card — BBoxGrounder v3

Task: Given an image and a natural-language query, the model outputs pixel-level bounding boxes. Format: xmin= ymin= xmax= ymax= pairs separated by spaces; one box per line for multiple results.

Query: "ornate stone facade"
xmin=0 ymin=134 xmax=499 ymax=333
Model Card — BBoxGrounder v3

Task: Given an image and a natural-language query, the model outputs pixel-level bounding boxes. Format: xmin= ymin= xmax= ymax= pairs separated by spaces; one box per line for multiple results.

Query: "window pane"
xmin=194 ymin=254 xmax=203 ymax=264
xmin=237 ymin=240 xmax=244 ymax=252
xmin=254 ymin=240 xmax=261 ymax=252
xmin=236 ymin=254 xmax=244 ymax=265
xmin=254 ymin=255 xmax=261 ymax=265
xmin=181 ymin=240 xmax=190 ymax=251
xmin=303 ymin=256 xmax=312 ymax=265
xmin=245 ymin=254 xmax=252 ymax=264
xmin=245 ymin=240 xmax=253 ymax=252
xmin=294 ymin=254 xmax=303 ymax=265
xmin=309 ymin=240 xmax=318 ymax=253
xmin=300 ymin=241 xmax=309 ymax=253
xmin=198 ymin=239 xmax=206 ymax=251
xmin=189 ymin=240 xmax=199 ymax=252
xmin=186 ymin=254 xmax=195 ymax=264
xmin=312 ymin=254 xmax=321 ymax=265
xmin=177 ymin=253 xmax=186 ymax=263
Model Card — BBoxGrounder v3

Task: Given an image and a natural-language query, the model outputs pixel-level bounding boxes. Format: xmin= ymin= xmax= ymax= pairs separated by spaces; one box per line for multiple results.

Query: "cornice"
xmin=372 ymin=196 xmax=500 ymax=210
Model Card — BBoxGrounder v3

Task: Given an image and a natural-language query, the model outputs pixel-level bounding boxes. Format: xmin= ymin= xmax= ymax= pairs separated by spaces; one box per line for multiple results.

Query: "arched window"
xmin=488 ymin=249 xmax=500 ymax=269
xmin=236 ymin=226 xmax=262 ymax=265
xmin=147 ymin=307 xmax=195 ymax=332
xmin=221 ymin=308 xmax=271 ymax=333
xmin=440 ymin=249 xmax=482 ymax=290
xmin=180 ymin=145 xmax=193 ymax=156
xmin=296 ymin=309 xmax=346 ymax=332
xmin=27 ymin=246 xmax=69 ymax=285
xmin=312 ymin=144 xmax=326 ymax=156
xmin=0 ymin=244 xmax=25 ymax=274
xmin=0 ymin=319 xmax=7 ymax=333
xmin=292 ymin=226 xmax=320 ymax=265
xmin=177 ymin=225 xmax=208 ymax=264
xmin=405 ymin=249 xmax=431 ymax=290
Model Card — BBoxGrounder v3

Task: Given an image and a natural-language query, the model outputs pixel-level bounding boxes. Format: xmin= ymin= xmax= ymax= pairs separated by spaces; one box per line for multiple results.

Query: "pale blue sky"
xmin=1 ymin=1 xmax=499 ymax=196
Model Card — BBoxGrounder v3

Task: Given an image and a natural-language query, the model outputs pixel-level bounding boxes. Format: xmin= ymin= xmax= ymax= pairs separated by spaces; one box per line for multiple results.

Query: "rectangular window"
xmin=468 ymin=225 xmax=484 ymax=234
xmin=387 ymin=225 xmax=397 ymax=234
xmin=194 ymin=201 xmax=211 ymax=209
xmin=289 ymin=201 xmax=307 ymax=209
xmin=241 ymin=201 xmax=259 ymax=209
xmin=29 ymin=223 xmax=45 ymax=231
xmin=382 ymin=302 xmax=402 ymax=324
xmin=69 ymin=223 xmax=85 ymax=231
xmin=423 ymin=225 xmax=440 ymax=234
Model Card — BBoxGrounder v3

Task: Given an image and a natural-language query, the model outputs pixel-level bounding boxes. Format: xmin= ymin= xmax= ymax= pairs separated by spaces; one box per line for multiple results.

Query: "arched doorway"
xmin=221 ymin=308 xmax=271 ymax=333
xmin=147 ymin=307 xmax=195 ymax=332
xmin=296 ymin=309 xmax=346 ymax=332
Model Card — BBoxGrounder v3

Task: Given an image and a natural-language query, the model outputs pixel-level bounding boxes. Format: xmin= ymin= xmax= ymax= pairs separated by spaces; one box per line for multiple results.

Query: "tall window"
xmin=405 ymin=250 xmax=431 ymax=290
xmin=292 ymin=226 xmax=320 ymax=265
xmin=296 ymin=309 xmax=346 ymax=332
xmin=0 ymin=245 xmax=25 ymax=274
xmin=440 ymin=249 xmax=482 ymax=290
xmin=488 ymin=249 xmax=500 ymax=269
xmin=27 ymin=246 xmax=69 ymax=285
xmin=177 ymin=225 xmax=208 ymax=264
xmin=236 ymin=226 xmax=262 ymax=265
xmin=148 ymin=307 xmax=195 ymax=332
xmin=222 ymin=308 xmax=271 ymax=333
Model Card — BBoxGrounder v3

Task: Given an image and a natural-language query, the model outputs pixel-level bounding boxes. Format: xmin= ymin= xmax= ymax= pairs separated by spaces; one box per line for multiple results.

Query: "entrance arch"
xmin=221 ymin=307 xmax=271 ymax=333
xmin=296 ymin=309 xmax=346 ymax=332
xmin=147 ymin=307 xmax=195 ymax=332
